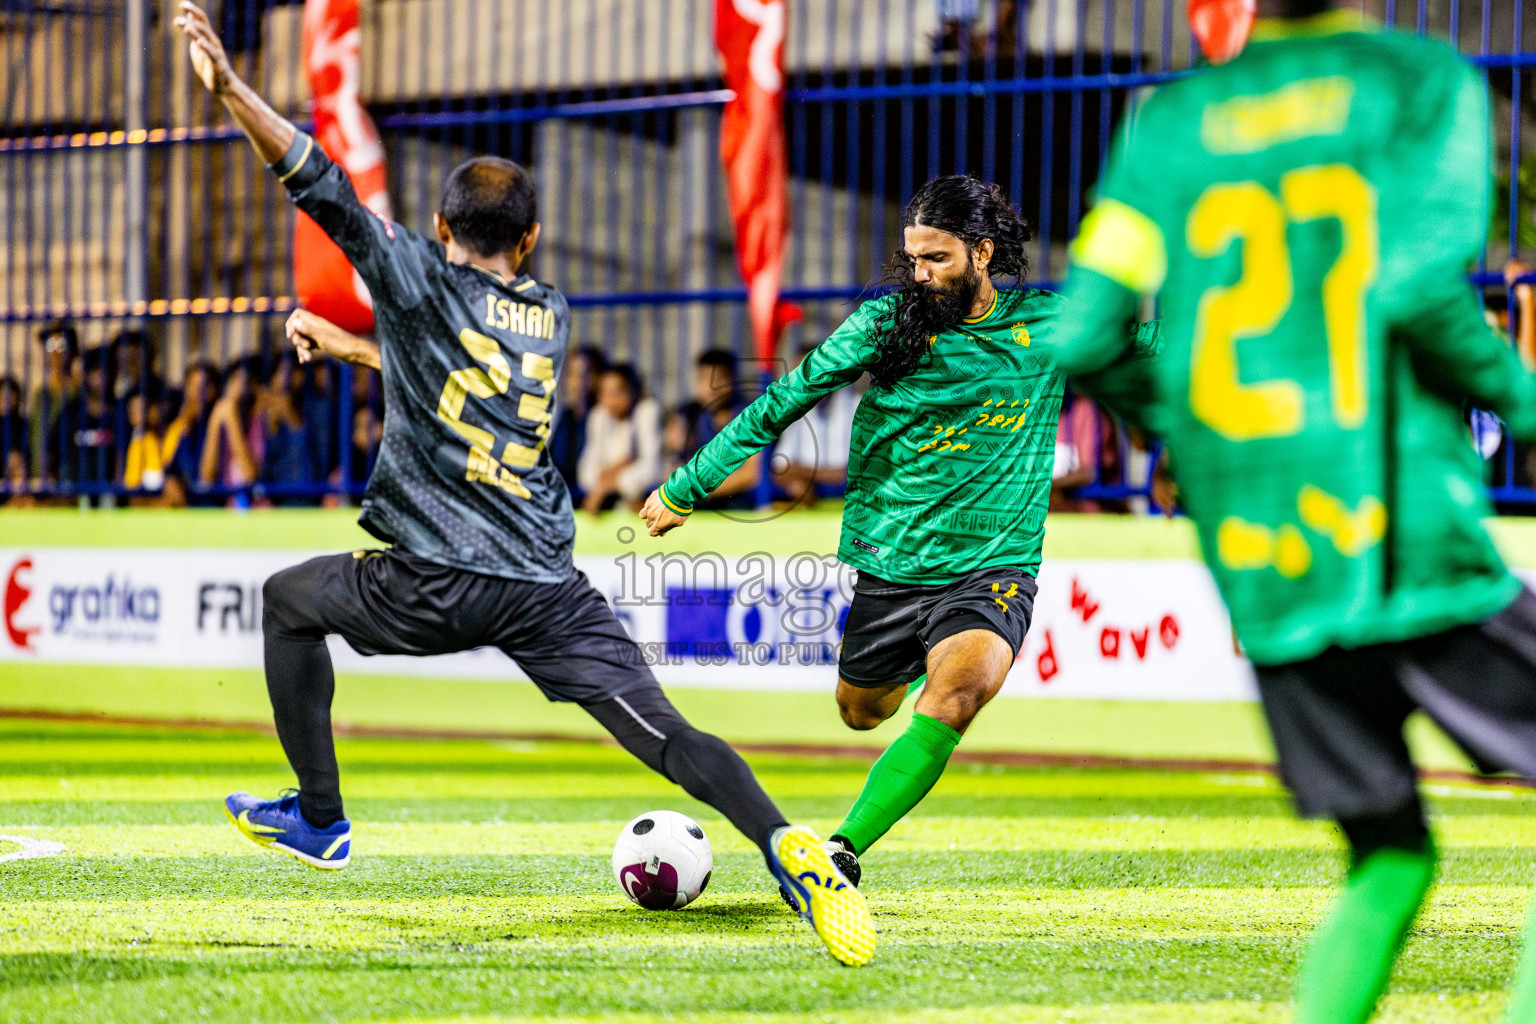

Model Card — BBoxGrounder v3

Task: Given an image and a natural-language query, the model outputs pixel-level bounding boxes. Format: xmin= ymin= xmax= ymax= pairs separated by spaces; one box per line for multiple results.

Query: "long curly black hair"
xmin=870 ymin=176 xmax=1033 ymax=387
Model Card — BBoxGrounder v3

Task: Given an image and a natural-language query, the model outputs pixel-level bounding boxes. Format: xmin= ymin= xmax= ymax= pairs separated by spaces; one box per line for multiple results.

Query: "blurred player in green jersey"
xmin=640 ymin=177 xmax=1156 ymax=889
xmin=1050 ymin=1 xmax=1536 ymax=1020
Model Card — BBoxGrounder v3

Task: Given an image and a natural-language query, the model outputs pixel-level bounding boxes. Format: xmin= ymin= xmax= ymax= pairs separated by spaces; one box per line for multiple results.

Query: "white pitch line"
xmin=0 ymin=834 xmax=65 ymax=863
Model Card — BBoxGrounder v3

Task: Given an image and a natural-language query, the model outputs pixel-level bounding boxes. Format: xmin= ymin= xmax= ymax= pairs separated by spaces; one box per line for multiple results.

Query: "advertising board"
xmin=0 ymin=546 xmax=1256 ymax=700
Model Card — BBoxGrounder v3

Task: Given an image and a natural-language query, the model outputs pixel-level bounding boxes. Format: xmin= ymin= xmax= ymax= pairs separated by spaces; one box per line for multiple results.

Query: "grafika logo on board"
xmin=47 ymin=572 xmax=161 ymax=640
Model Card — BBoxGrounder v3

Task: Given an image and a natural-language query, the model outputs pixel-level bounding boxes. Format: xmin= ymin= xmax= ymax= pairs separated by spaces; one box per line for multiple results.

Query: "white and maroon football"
xmin=612 ymin=810 xmax=713 ymax=910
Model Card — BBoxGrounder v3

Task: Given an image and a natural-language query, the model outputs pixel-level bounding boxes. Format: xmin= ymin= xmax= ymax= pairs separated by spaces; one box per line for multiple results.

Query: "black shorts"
xmin=1256 ymin=587 xmax=1536 ymax=822
xmin=838 ymin=566 xmax=1037 ymax=689
xmin=265 ymin=549 xmax=654 ymax=705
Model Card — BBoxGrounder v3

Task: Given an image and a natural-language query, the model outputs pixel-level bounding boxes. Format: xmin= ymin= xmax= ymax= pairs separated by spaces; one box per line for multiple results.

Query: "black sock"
xmin=262 ymin=567 xmax=346 ymax=830
xmin=660 ymin=728 xmax=790 ymax=859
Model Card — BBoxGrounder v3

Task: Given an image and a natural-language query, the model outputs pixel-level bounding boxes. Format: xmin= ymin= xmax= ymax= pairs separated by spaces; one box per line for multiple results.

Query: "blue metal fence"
xmin=0 ymin=0 xmax=1531 ymax=507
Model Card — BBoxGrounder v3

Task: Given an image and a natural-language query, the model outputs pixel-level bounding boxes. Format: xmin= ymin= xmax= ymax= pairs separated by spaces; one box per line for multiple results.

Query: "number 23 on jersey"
xmin=435 ymin=327 xmax=556 ymax=499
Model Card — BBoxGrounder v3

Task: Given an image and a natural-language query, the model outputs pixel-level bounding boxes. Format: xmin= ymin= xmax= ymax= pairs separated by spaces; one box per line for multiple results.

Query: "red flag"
xmin=1188 ymin=0 xmax=1256 ymax=65
xmin=716 ymin=0 xmax=801 ymax=364
xmin=295 ymin=0 xmax=391 ymax=334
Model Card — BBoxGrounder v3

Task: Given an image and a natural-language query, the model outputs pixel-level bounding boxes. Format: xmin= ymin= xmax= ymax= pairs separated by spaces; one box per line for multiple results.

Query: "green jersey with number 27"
xmin=1052 ymin=11 xmax=1536 ymax=665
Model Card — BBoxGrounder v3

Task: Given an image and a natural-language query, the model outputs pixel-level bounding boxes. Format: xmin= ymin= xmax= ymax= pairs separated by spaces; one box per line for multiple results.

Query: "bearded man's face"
xmin=900 ymin=224 xmax=983 ymax=326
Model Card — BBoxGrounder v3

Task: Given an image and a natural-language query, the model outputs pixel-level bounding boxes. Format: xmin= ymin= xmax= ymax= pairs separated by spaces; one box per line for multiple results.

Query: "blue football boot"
xmin=224 ymin=790 xmax=351 ymax=870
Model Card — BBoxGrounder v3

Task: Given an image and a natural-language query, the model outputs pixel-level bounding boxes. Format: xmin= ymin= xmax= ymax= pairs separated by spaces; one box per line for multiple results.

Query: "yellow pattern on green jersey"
xmin=663 ymin=289 xmax=1136 ymax=584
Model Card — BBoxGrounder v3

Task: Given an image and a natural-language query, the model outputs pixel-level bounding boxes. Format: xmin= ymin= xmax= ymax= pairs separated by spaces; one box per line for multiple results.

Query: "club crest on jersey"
xmin=1010 ymin=322 xmax=1031 ymax=347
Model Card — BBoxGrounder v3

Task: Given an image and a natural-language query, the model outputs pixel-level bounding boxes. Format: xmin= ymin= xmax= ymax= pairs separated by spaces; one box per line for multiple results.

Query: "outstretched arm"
xmin=1052 ymin=267 xmax=1167 ymax=435
xmin=286 ymin=309 xmax=382 ymax=371
xmin=177 ymin=1 xmax=430 ymax=309
xmin=640 ymin=309 xmax=879 ymax=535
xmin=1044 ymin=91 xmax=1172 ymax=430
xmin=174 ymin=2 xmax=294 ymax=163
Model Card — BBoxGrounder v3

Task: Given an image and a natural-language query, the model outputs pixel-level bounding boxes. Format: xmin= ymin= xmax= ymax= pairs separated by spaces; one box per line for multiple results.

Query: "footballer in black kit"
xmin=175 ymin=0 xmax=875 ymax=966
xmin=269 ymin=137 xmax=579 ymax=580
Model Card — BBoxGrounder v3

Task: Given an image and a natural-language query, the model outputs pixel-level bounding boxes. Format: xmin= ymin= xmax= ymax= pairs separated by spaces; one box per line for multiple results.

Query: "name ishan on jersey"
xmin=485 ymin=296 xmax=558 ymax=340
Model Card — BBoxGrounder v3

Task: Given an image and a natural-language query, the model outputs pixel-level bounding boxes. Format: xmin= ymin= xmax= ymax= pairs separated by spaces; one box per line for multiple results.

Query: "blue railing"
xmin=0 ymin=0 xmax=1531 ymax=509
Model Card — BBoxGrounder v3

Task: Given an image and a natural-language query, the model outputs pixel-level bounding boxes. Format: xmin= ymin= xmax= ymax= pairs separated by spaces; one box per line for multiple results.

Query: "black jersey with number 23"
xmin=271 ymin=134 xmax=574 ymax=582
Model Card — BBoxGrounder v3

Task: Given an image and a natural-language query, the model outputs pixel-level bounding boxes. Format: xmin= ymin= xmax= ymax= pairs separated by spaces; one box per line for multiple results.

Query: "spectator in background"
xmin=122 ymin=384 xmax=168 ymax=494
xmin=1485 ymin=287 xmax=1512 ymax=333
xmin=1481 ymin=263 xmax=1536 ymax=494
xmin=676 ymin=349 xmax=742 ymax=450
xmin=282 ymin=306 xmax=375 ymax=497
xmin=109 ymin=329 xmax=161 ymax=456
xmin=161 ymin=359 xmax=218 ymax=505
xmin=665 ymin=348 xmax=762 ymax=508
xmin=349 ymin=402 xmax=384 ymax=488
xmin=30 ymin=320 xmax=80 ymax=485
xmin=1121 ymin=426 xmax=1163 ymax=516
xmin=578 ymin=362 xmax=663 ymax=514
xmin=549 ymin=343 xmax=605 ymax=495
xmin=351 ymin=362 xmax=384 ymax=420
xmin=1050 ymin=388 xmax=1118 ymax=513
xmin=934 ymin=0 xmax=1018 ymax=56
xmin=110 ymin=330 xmax=161 ymax=402
xmin=200 ymin=357 xmax=261 ymax=492
xmin=341 ymin=365 xmax=385 ymax=490
xmin=0 ymin=376 xmax=28 ymax=496
xmin=301 ymin=360 xmax=337 ymax=487
xmin=67 ymin=346 xmax=119 ymax=489
xmin=255 ymin=351 xmax=314 ymax=501
xmin=1508 ymin=261 xmax=1536 ymax=368
xmin=773 ymin=340 xmax=857 ymax=508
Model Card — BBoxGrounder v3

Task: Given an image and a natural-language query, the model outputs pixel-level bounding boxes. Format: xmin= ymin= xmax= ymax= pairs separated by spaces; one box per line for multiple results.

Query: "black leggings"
xmin=261 ymin=558 xmax=789 ymax=857
xmin=584 ymin=687 xmax=790 ymax=856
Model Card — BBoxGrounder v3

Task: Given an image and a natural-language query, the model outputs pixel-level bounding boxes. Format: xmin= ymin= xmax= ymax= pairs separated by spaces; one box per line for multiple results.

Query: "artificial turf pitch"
xmin=2 ymin=716 xmax=1534 ymax=1023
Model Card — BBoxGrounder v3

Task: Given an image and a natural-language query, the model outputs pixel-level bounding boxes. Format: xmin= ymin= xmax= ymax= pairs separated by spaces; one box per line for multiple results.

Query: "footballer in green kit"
xmin=641 ymin=177 xmax=1156 ymax=888
xmin=1051 ymin=1 xmax=1536 ymax=1020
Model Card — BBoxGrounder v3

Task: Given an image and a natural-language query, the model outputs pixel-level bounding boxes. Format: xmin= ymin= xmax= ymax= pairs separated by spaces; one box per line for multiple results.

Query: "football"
xmin=611 ymin=810 xmax=714 ymax=910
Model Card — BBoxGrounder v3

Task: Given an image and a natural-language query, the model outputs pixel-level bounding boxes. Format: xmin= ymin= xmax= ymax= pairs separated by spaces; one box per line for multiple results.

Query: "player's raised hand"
xmin=285 ymin=309 xmax=319 ymax=364
xmin=174 ymin=1 xmax=233 ymax=95
xmin=286 ymin=308 xmax=341 ymax=364
xmin=286 ymin=308 xmax=381 ymax=370
xmin=640 ymin=490 xmax=688 ymax=537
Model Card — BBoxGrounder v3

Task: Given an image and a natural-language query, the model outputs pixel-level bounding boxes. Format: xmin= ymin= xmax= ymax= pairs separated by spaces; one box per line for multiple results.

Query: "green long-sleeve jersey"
xmin=661 ymin=289 xmax=1150 ymax=584
xmin=1051 ymin=11 xmax=1536 ymax=665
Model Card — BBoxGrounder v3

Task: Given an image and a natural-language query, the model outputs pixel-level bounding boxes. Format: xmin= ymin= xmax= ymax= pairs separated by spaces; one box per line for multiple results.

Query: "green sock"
xmin=1293 ymin=839 xmax=1436 ymax=1024
xmin=834 ymin=712 xmax=961 ymax=856
xmin=1502 ymin=886 xmax=1536 ymax=1021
